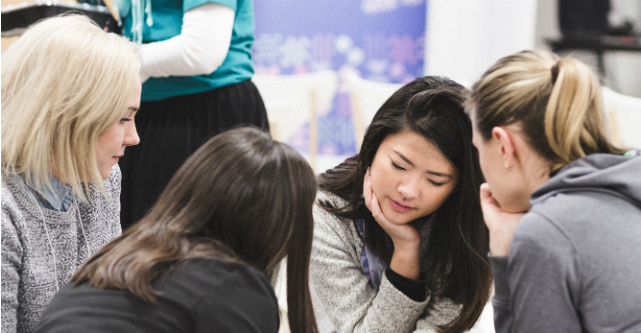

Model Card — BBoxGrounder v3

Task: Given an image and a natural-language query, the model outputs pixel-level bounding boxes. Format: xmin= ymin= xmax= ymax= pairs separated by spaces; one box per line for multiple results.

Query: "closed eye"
xmin=120 ymin=118 xmax=132 ymax=123
xmin=429 ymin=180 xmax=445 ymax=187
xmin=391 ymin=161 xmax=406 ymax=171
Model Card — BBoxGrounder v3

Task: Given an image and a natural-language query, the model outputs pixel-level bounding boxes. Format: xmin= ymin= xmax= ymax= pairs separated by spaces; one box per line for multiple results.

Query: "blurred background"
xmin=247 ymin=0 xmax=641 ymax=173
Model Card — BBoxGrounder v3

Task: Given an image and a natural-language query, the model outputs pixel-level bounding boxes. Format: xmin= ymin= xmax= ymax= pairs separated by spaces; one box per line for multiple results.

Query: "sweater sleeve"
xmin=310 ymin=193 xmax=429 ymax=333
xmin=138 ymin=2 xmax=234 ymax=82
xmin=493 ymin=212 xmax=582 ymax=333
xmin=2 ymin=203 xmax=22 ymax=333
xmin=489 ymin=254 xmax=511 ymax=333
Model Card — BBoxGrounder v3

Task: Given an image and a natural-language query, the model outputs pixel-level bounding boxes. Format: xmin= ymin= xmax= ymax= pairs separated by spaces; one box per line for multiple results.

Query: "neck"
xmin=520 ymin=148 xmax=551 ymax=205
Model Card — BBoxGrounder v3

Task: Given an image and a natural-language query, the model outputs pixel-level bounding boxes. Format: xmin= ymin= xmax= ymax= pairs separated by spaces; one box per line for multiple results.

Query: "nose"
xmin=123 ymin=121 xmax=140 ymax=146
xmin=398 ymin=175 xmax=420 ymax=200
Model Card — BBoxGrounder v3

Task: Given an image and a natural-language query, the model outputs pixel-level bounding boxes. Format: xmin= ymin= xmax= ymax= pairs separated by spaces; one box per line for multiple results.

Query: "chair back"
xmin=253 ymin=70 xmax=339 ymax=171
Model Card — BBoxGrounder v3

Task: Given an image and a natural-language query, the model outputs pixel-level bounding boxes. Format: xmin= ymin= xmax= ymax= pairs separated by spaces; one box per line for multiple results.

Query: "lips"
xmin=389 ymin=198 xmax=414 ymax=213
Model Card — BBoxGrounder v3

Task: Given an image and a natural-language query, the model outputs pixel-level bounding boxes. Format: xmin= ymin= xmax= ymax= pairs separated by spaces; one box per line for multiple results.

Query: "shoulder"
xmin=512 ymin=211 xmax=574 ymax=251
xmin=166 ymin=258 xmax=279 ymax=329
xmin=2 ymin=177 xmax=28 ymax=232
xmin=521 ymin=187 xmax=638 ymax=253
xmin=2 ymin=176 xmax=26 ymax=209
xmin=168 ymin=258 xmax=275 ymax=298
xmin=313 ymin=191 xmax=357 ymax=241
xmin=315 ymin=190 xmax=347 ymax=207
xmin=311 ymin=191 xmax=362 ymax=273
xmin=508 ymin=211 xmax=579 ymax=275
xmin=2 ymin=179 xmax=19 ymax=214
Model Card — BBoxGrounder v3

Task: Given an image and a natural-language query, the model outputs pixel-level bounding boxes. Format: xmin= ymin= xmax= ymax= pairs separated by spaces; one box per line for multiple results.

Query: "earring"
xmin=504 ymin=161 xmax=511 ymax=170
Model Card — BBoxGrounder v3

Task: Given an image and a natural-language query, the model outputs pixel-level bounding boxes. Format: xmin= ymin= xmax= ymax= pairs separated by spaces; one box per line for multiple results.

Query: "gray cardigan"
xmin=1 ymin=165 xmax=122 ymax=333
xmin=310 ymin=191 xmax=461 ymax=333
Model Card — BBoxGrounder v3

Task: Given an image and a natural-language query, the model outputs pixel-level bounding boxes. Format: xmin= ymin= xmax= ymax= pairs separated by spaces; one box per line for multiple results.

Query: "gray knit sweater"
xmin=310 ymin=191 xmax=461 ymax=333
xmin=1 ymin=165 xmax=122 ymax=333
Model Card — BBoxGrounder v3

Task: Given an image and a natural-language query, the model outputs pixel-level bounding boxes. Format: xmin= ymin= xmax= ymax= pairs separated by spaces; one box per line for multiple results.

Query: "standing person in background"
xmin=117 ymin=0 xmax=269 ymax=229
xmin=35 ymin=128 xmax=318 ymax=333
xmin=311 ymin=76 xmax=492 ymax=333
xmin=1 ymin=14 xmax=141 ymax=333
xmin=467 ymin=50 xmax=641 ymax=333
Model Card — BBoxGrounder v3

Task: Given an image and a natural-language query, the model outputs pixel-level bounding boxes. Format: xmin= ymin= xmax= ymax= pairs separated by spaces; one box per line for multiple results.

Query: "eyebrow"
xmin=393 ymin=150 xmax=453 ymax=178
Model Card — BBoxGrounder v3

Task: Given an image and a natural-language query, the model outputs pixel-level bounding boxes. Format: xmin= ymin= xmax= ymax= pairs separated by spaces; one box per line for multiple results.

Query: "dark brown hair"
xmin=73 ymin=127 xmax=318 ymax=333
xmin=319 ymin=76 xmax=491 ymax=333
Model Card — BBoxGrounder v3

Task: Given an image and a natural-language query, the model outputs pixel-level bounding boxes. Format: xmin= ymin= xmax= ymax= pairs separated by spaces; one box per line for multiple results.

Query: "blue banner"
xmin=253 ymin=0 xmax=426 ymax=156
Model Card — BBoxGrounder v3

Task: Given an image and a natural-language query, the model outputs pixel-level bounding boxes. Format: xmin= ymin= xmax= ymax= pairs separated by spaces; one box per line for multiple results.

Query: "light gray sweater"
xmin=491 ymin=152 xmax=641 ymax=332
xmin=310 ymin=191 xmax=461 ymax=333
xmin=1 ymin=165 xmax=122 ymax=333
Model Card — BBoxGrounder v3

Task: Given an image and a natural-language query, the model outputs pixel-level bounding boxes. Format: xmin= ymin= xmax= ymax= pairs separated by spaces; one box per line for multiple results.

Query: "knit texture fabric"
xmin=1 ymin=165 xmax=123 ymax=333
xmin=310 ymin=191 xmax=461 ymax=333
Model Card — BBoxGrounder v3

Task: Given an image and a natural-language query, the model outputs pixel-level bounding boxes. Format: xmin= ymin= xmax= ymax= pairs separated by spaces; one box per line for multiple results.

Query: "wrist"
xmin=489 ymin=230 xmax=512 ymax=256
xmin=390 ymin=245 xmax=421 ymax=280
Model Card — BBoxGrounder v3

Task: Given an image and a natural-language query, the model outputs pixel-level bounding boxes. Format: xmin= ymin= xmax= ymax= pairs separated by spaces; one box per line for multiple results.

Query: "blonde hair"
xmin=467 ymin=50 xmax=624 ymax=173
xmin=1 ymin=14 xmax=140 ymax=201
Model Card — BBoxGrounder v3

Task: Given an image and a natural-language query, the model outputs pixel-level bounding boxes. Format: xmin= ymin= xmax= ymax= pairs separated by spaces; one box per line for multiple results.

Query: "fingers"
xmin=480 ymin=183 xmax=492 ymax=199
xmin=362 ymin=169 xmax=386 ymax=223
xmin=370 ymin=192 xmax=384 ymax=221
xmin=480 ymin=182 xmax=501 ymax=208
xmin=363 ymin=167 xmax=373 ymax=210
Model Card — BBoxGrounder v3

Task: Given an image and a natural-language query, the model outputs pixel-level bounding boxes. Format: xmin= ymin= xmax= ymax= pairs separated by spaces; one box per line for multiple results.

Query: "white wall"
xmin=425 ymin=0 xmax=538 ymax=88
xmin=426 ymin=0 xmax=641 ymax=98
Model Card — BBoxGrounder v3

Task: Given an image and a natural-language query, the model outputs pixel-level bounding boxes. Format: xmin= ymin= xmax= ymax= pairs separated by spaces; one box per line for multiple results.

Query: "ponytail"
xmin=468 ymin=50 xmax=624 ymax=173
xmin=544 ymin=58 xmax=623 ymax=171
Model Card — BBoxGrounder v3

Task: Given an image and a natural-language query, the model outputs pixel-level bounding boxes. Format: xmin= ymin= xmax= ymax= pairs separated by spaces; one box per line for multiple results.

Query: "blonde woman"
xmin=467 ymin=50 xmax=641 ymax=332
xmin=1 ymin=15 xmax=141 ymax=333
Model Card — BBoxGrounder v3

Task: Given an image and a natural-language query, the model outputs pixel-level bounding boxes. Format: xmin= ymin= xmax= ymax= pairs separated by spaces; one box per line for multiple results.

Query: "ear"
xmin=491 ymin=126 xmax=517 ymax=169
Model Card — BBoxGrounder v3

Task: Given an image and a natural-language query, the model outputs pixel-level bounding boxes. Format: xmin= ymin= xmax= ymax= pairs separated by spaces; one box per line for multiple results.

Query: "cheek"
xmin=96 ymin=127 xmax=123 ymax=156
xmin=477 ymin=146 xmax=500 ymax=185
xmin=476 ymin=148 xmax=491 ymax=177
xmin=426 ymin=186 xmax=455 ymax=210
xmin=369 ymin=162 xmax=393 ymax=196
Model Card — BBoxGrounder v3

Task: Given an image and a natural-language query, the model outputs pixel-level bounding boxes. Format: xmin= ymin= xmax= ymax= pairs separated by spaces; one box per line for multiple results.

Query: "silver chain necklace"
xmin=27 ymin=188 xmax=91 ymax=292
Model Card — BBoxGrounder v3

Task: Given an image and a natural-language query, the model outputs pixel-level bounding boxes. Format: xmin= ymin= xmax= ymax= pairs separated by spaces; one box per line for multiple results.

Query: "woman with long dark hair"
xmin=310 ymin=76 xmax=492 ymax=333
xmin=35 ymin=127 xmax=319 ymax=333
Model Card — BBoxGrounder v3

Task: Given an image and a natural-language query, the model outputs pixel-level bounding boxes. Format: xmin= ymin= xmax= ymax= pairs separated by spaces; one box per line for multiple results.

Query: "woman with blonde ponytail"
xmin=466 ymin=50 xmax=641 ymax=333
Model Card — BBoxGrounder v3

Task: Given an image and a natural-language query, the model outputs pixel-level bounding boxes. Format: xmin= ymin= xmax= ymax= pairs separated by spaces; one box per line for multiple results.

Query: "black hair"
xmin=319 ymin=76 xmax=491 ymax=333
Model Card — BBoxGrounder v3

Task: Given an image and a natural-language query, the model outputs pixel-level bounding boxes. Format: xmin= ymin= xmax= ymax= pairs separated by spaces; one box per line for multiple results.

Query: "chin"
xmin=99 ymin=170 xmax=112 ymax=180
xmin=501 ymin=199 xmax=530 ymax=214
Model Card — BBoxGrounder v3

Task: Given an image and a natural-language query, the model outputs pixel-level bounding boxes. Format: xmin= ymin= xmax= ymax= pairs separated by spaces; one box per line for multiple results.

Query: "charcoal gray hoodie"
xmin=490 ymin=151 xmax=641 ymax=333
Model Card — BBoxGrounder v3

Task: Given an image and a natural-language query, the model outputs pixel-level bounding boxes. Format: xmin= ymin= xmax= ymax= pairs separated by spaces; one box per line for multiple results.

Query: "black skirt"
xmin=118 ymin=79 xmax=269 ymax=230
